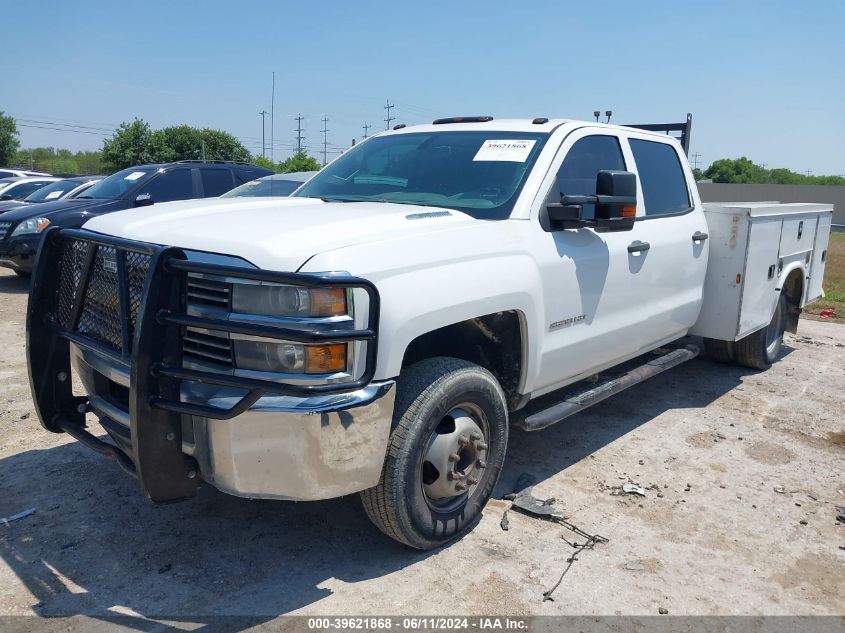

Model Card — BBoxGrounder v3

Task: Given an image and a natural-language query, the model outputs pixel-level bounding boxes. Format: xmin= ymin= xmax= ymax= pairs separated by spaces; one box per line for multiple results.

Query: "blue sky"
xmin=4 ymin=0 xmax=844 ymax=174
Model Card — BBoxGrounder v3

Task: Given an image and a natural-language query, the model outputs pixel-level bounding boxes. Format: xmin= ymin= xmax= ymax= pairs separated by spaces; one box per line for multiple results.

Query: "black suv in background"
xmin=0 ymin=161 xmax=271 ymax=275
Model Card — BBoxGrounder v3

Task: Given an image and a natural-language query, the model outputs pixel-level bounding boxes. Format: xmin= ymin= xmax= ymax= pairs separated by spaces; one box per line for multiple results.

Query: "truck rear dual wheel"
xmin=734 ymin=293 xmax=788 ymax=370
xmin=361 ymin=357 xmax=509 ymax=549
xmin=705 ymin=293 xmax=788 ymax=370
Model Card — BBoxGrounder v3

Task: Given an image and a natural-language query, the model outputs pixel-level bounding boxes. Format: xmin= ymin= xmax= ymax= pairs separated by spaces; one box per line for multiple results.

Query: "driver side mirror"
xmin=134 ymin=193 xmax=154 ymax=207
xmin=0 ymin=193 xmax=12 ymax=201
xmin=544 ymin=170 xmax=638 ymax=232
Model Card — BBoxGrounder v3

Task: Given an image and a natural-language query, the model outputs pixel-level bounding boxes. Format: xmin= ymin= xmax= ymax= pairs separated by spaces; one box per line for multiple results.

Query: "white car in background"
xmin=0 ymin=176 xmax=59 ymax=201
xmin=0 ymin=168 xmax=52 ymax=179
xmin=0 ymin=176 xmax=103 ymax=214
xmin=221 ymin=171 xmax=318 ymax=198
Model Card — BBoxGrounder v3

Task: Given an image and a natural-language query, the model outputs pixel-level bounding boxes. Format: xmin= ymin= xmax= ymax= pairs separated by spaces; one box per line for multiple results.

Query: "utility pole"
xmin=321 ymin=115 xmax=329 ymax=166
xmin=270 ymin=72 xmax=275 ymax=163
xmin=362 ymin=122 xmax=371 ymax=139
xmin=258 ymin=110 xmax=268 ymax=158
xmin=690 ymin=152 xmax=702 ymax=169
xmin=384 ymin=100 xmax=395 ymax=130
xmin=201 ymin=140 xmax=207 ymax=161
xmin=806 ymin=169 xmax=812 ymax=177
xmin=294 ymin=115 xmax=305 ymax=154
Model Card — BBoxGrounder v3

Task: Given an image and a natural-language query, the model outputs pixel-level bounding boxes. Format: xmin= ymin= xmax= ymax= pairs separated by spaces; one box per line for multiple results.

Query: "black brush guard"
xmin=26 ymin=227 xmax=379 ymax=503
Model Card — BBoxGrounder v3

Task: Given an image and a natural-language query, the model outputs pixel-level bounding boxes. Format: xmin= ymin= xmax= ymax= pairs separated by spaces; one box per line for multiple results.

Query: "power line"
xmin=294 ymin=114 xmax=305 ymax=154
xmin=384 ymin=100 xmax=395 ymax=130
xmin=15 ymin=122 xmax=112 ymax=137
xmin=11 ymin=112 xmax=120 ymax=129
xmin=320 ymin=115 xmax=329 ymax=166
xmin=15 ymin=118 xmax=115 ymax=133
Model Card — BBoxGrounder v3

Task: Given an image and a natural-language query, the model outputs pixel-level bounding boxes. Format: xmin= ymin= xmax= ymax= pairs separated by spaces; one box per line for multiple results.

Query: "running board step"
xmin=515 ymin=345 xmax=699 ymax=432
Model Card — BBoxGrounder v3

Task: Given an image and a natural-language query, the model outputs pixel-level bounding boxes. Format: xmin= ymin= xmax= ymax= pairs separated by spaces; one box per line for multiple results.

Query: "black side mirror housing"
xmin=0 ymin=193 xmax=12 ymax=201
xmin=543 ymin=170 xmax=637 ymax=232
xmin=134 ymin=193 xmax=154 ymax=207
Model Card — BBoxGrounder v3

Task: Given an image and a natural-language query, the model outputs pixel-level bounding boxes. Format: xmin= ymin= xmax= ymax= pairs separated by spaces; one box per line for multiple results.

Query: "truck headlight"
xmin=231 ymin=284 xmax=347 ymax=317
xmin=11 ymin=217 xmax=50 ymax=237
xmin=233 ymin=340 xmax=347 ymax=374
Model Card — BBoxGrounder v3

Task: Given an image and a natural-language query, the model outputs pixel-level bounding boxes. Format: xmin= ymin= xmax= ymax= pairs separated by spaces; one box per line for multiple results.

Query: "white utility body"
xmin=693 ymin=203 xmax=833 ymax=341
xmin=27 ymin=115 xmax=834 ymax=548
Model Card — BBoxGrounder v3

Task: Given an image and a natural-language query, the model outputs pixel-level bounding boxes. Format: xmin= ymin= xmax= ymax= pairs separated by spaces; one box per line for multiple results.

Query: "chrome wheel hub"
xmin=422 ymin=406 xmax=488 ymax=502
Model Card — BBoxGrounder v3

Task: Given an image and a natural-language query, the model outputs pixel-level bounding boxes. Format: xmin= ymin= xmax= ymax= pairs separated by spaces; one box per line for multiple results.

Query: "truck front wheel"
xmin=361 ymin=357 xmax=509 ymax=549
xmin=735 ymin=293 xmax=788 ymax=370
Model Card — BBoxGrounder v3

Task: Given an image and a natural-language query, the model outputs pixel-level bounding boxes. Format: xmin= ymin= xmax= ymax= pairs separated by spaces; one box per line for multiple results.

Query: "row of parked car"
xmin=0 ymin=161 xmax=317 ymax=276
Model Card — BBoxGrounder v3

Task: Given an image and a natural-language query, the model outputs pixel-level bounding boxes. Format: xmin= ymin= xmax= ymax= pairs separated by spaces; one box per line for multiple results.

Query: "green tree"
xmin=12 ymin=147 xmax=105 ymax=175
xmin=75 ymin=150 xmax=104 ymax=175
xmin=250 ymin=155 xmax=277 ymax=171
xmin=704 ymin=157 xmax=845 ymax=186
xmin=692 ymin=167 xmax=704 ymax=181
xmin=101 ymin=119 xmax=154 ymax=171
xmin=703 ymin=157 xmax=767 ymax=184
xmin=147 ymin=125 xmax=251 ymax=163
xmin=0 ymin=112 xmax=20 ymax=166
xmin=278 ymin=151 xmax=321 ymax=173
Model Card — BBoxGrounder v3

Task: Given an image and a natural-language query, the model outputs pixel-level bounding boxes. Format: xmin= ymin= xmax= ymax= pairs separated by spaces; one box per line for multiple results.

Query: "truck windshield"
xmin=23 ymin=179 xmax=77 ymax=202
xmin=76 ymin=167 xmax=155 ymax=200
xmin=294 ymin=131 xmax=548 ymax=219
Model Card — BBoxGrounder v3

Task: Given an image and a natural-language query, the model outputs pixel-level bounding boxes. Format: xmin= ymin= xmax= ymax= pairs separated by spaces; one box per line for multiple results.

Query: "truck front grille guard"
xmin=26 ymin=227 xmax=380 ymax=502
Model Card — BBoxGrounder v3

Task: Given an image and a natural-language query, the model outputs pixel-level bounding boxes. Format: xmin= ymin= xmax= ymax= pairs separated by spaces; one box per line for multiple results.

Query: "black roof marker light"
xmin=393 ymin=124 xmax=406 ymax=130
xmin=532 ymin=118 xmax=549 ymax=124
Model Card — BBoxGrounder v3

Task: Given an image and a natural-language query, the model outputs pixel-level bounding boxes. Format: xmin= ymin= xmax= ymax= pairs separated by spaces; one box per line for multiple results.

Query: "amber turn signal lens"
xmin=621 ymin=205 xmax=637 ymax=218
xmin=310 ymin=288 xmax=347 ymax=317
xmin=305 ymin=343 xmax=347 ymax=373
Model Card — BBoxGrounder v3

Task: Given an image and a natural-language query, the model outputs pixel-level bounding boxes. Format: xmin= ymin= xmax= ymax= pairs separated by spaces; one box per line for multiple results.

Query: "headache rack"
xmin=26 ymin=227 xmax=379 ymax=502
xmin=625 ymin=113 xmax=693 ymax=156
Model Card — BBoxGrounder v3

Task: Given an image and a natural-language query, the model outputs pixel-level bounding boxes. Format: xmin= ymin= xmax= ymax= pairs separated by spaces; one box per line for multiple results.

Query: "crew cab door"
xmin=529 ymin=129 xmax=706 ymax=395
xmin=623 ymin=134 xmax=708 ymax=346
xmin=531 ymin=130 xmax=656 ymax=393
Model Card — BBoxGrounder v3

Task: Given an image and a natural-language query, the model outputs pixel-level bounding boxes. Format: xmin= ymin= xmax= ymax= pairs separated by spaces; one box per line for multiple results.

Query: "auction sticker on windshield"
xmin=124 ymin=171 xmax=146 ymax=181
xmin=473 ymin=139 xmax=536 ymax=162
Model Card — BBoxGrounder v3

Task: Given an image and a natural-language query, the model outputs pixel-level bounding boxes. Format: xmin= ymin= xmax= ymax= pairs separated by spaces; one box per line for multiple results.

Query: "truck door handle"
xmin=692 ymin=231 xmax=709 ymax=243
xmin=627 ymin=241 xmax=650 ymax=254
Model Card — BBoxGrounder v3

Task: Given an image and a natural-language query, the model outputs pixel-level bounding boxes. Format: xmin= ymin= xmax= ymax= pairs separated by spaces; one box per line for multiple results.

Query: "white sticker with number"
xmin=473 ymin=139 xmax=536 ymax=162
xmin=45 ymin=191 xmax=63 ymax=200
xmin=124 ymin=171 xmax=146 ymax=181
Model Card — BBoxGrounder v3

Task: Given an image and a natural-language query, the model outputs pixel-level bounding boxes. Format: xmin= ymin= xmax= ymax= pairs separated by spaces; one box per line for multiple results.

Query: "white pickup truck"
xmin=26 ymin=115 xmax=833 ymax=549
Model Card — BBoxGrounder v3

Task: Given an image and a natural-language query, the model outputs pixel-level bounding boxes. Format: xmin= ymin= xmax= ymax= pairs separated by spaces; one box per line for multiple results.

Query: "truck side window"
xmin=139 ymin=169 xmax=194 ymax=203
xmin=556 ymin=135 xmax=625 ymax=219
xmin=629 ymin=139 xmax=690 ymax=216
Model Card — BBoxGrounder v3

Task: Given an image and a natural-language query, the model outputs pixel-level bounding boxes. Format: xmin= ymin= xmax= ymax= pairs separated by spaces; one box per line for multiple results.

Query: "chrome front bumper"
xmin=72 ymin=344 xmax=395 ymax=501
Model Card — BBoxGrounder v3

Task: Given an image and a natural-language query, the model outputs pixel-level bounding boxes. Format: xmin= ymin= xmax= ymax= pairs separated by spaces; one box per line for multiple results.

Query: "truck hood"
xmin=82 ymin=197 xmax=476 ymax=271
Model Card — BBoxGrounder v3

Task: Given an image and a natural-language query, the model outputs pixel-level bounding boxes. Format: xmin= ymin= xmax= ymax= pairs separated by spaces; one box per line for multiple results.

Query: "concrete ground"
xmin=0 ymin=268 xmax=843 ymax=625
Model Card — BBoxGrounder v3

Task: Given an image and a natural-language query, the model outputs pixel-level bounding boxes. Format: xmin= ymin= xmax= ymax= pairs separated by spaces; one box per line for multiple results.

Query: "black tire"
xmin=360 ymin=357 xmax=509 ymax=549
xmin=13 ymin=270 xmax=31 ymax=278
xmin=735 ymin=293 xmax=788 ymax=370
xmin=703 ymin=338 xmax=735 ymax=363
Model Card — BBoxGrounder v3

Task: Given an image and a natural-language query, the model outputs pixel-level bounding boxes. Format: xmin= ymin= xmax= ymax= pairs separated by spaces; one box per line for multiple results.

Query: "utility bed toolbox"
xmin=691 ymin=203 xmax=833 ymax=341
